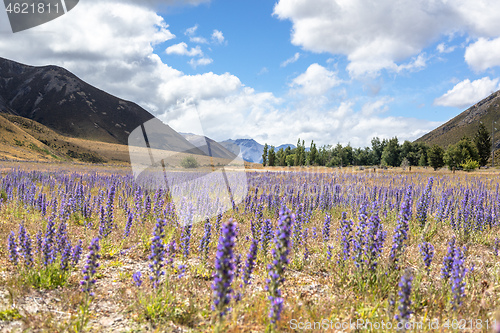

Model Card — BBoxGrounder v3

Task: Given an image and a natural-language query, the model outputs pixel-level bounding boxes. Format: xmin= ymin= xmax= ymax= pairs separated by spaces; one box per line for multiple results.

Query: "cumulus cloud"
xmin=464 ymin=37 xmax=500 ymax=72
xmin=434 ymin=77 xmax=500 ymax=108
xmin=211 ymin=30 xmax=225 ymax=44
xmin=281 ymin=52 xmax=300 ymax=67
xmin=0 ymin=0 xmax=441 ymax=147
xmin=188 ymin=95 xmax=437 ymax=147
xmin=273 ymin=0 xmax=500 ymax=77
xmin=290 ymin=63 xmax=341 ymax=96
xmin=188 ymin=57 xmax=213 ymax=68
xmin=166 ymin=42 xmax=203 ymax=56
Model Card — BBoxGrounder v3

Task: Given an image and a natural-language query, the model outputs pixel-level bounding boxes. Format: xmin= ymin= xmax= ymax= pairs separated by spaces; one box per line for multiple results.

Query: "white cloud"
xmin=361 ymin=97 xmax=394 ymax=116
xmin=158 ymin=72 xmax=241 ymax=106
xmin=434 ymin=77 xmax=500 ymax=108
xmin=184 ymin=25 xmax=198 ymax=36
xmin=189 ymin=95 xmax=437 ymax=147
xmin=166 ymin=42 xmax=203 ymax=57
xmin=190 ymin=36 xmax=209 ymax=44
xmin=273 ymin=0 xmax=500 ymax=78
xmin=436 ymin=42 xmax=456 ymax=53
xmin=0 ymin=0 xmax=441 ymax=147
xmin=290 ymin=63 xmax=341 ymax=96
xmin=465 ymin=37 xmax=500 ymax=72
xmin=211 ymin=30 xmax=225 ymax=44
xmin=281 ymin=52 xmax=300 ymax=67
xmin=188 ymin=57 xmax=213 ymax=68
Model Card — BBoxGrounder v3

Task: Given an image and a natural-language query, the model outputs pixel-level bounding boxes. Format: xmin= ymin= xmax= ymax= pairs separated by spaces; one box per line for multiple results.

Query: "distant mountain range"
xmin=220 ymin=139 xmax=296 ymax=163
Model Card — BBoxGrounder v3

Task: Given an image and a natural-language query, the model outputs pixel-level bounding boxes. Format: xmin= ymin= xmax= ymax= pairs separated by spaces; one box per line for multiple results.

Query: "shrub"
xmin=461 ymin=159 xmax=479 ymax=172
xmin=180 ymin=156 xmax=199 ymax=168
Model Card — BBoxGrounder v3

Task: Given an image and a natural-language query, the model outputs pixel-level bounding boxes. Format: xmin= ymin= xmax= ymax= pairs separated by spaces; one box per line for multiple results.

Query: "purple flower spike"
xmin=80 ymin=237 xmax=101 ymax=297
xmin=212 ymin=218 xmax=237 ymax=319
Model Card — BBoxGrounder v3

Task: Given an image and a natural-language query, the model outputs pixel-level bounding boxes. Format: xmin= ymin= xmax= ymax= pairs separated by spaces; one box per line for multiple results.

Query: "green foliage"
xmin=0 ymin=308 xmax=22 ymax=321
xmin=267 ymin=146 xmax=276 ymax=167
xmin=381 ymin=137 xmax=400 ymax=167
xmin=285 ymin=154 xmax=295 ymax=166
xmin=308 ymin=140 xmax=318 ymax=165
xmin=180 ymin=156 xmax=199 ymax=168
xmin=262 ymin=143 xmax=268 ymax=166
xmin=25 ymin=265 xmax=70 ymax=290
xmin=474 ymin=123 xmax=491 ymax=166
xmin=276 ymin=148 xmax=286 ymax=166
xmin=427 ymin=144 xmax=445 ymax=170
xmin=461 ymin=158 xmax=479 ymax=172
xmin=294 ymin=139 xmax=306 ymax=166
xmin=444 ymin=136 xmax=479 ymax=169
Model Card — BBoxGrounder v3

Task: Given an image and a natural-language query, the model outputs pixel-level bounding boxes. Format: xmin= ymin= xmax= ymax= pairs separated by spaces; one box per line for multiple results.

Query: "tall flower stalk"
xmin=266 ymin=208 xmax=294 ymax=326
xmin=212 ymin=218 xmax=237 ymax=321
xmin=76 ymin=237 xmax=101 ymax=333
xmin=390 ymin=186 xmax=412 ymax=270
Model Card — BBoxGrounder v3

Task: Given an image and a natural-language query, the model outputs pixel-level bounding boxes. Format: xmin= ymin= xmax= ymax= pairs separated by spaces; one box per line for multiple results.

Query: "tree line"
xmin=262 ymin=123 xmax=492 ymax=171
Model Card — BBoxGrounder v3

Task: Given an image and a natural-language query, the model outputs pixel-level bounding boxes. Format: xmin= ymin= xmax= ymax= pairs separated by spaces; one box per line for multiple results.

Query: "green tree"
xmin=309 ymin=140 xmax=318 ymax=165
xmin=474 ymin=123 xmax=491 ymax=166
xmin=286 ymin=154 xmax=295 ymax=166
xmin=381 ymin=137 xmax=400 ymax=167
xmin=295 ymin=139 xmax=306 ymax=166
xmin=371 ymin=137 xmax=387 ymax=165
xmin=427 ymin=144 xmax=445 ymax=170
xmin=444 ymin=136 xmax=479 ymax=169
xmin=262 ymin=143 xmax=268 ymax=166
xmin=276 ymin=147 xmax=286 ymax=166
xmin=268 ymin=146 xmax=276 ymax=166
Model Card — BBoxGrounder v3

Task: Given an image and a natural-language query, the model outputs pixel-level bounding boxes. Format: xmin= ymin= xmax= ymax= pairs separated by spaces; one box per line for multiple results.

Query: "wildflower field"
xmin=0 ymin=162 xmax=500 ymax=332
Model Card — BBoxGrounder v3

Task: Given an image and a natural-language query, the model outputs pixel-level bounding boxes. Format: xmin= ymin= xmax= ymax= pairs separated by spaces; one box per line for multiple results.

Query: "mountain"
xmin=277 ymin=144 xmax=296 ymax=150
xmin=0 ymin=57 xmax=224 ymax=162
xmin=180 ymin=133 xmax=237 ymax=160
xmin=221 ymin=139 xmax=264 ymax=163
xmin=220 ymin=139 xmax=296 ymax=163
xmin=0 ymin=57 xmax=203 ymax=155
xmin=416 ymin=90 xmax=500 ymax=148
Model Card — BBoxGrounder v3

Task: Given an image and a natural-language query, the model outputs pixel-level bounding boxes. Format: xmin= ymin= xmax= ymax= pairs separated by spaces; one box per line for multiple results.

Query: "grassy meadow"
xmin=0 ymin=163 xmax=499 ymax=332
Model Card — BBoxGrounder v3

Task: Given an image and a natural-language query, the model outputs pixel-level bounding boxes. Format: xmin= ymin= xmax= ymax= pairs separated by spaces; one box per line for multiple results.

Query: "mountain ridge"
xmin=416 ymin=89 xmax=500 ymax=149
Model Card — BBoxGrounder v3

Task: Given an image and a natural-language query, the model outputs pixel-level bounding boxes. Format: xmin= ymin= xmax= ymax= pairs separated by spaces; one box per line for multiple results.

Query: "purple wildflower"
xmin=389 ymin=186 xmax=412 ymax=269
xmin=451 ymin=246 xmax=467 ymax=311
xmin=266 ymin=208 xmax=294 ymax=325
xmin=323 ymin=214 xmax=331 ymax=243
xmin=442 ymin=237 xmax=456 ymax=281
xmin=418 ymin=242 xmax=434 ymax=274
xmin=7 ymin=231 xmax=18 ymax=265
xmin=80 ymin=238 xmax=100 ymax=297
xmin=395 ymin=270 xmax=413 ymax=326
xmin=242 ymin=238 xmax=258 ymax=285
xmin=212 ymin=218 xmax=237 ymax=319
xmin=149 ymin=219 xmax=166 ymax=288
xmin=133 ymin=271 xmax=142 ymax=287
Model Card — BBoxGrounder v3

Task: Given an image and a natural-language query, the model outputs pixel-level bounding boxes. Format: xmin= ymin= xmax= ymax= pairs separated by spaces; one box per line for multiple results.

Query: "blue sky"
xmin=1 ymin=0 xmax=500 ymax=147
